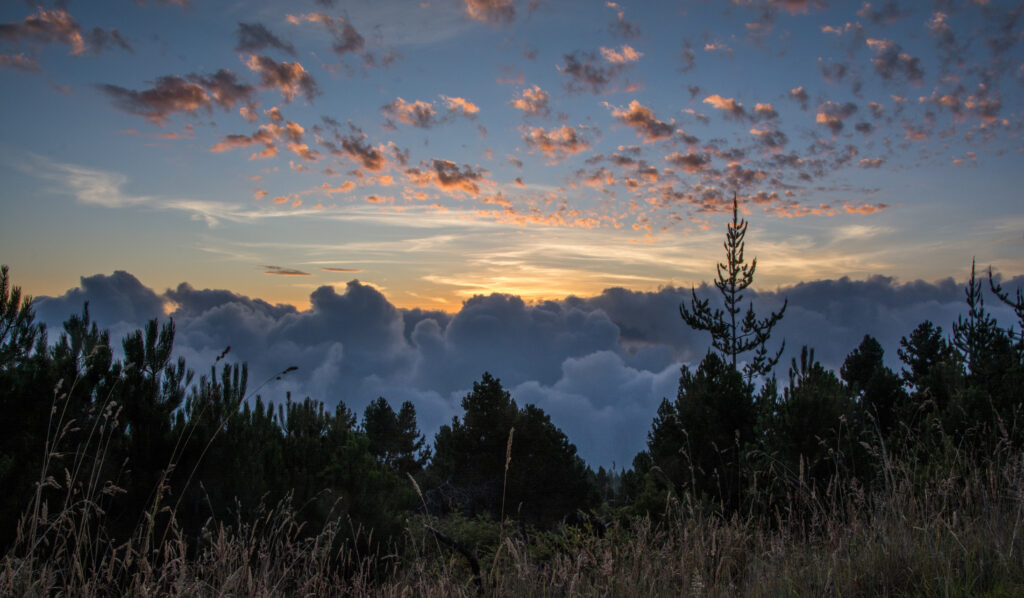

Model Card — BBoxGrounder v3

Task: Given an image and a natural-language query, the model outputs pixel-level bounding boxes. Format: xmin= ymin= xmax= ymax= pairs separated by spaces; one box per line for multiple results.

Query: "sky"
xmin=2 ymin=0 xmax=1023 ymax=467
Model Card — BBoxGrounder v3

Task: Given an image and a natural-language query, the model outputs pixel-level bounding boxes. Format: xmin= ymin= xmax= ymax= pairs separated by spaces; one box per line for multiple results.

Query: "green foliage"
xmin=841 ymin=334 xmax=907 ymax=438
xmin=429 ymin=372 xmax=596 ymax=526
xmin=0 ymin=264 xmax=40 ymax=370
xmin=679 ymin=194 xmax=787 ymax=380
xmin=644 ymin=352 xmax=756 ymax=513
xmin=363 ymin=397 xmax=429 ymax=475
xmin=770 ymin=346 xmax=861 ymax=489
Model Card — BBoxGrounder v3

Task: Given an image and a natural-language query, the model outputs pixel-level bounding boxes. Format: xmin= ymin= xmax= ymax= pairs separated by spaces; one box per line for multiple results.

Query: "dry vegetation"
xmin=3 ymin=413 xmax=1022 ymax=597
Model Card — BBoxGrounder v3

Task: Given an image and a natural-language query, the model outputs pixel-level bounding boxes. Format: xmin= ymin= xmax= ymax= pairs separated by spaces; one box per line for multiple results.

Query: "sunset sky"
xmin=2 ymin=0 xmax=1021 ymax=311
xmin=2 ymin=0 xmax=1023 ymax=466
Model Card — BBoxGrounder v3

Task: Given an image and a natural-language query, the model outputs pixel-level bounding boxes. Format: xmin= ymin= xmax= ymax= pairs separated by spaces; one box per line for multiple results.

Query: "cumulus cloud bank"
xmin=33 ymin=270 xmax=1023 ymax=468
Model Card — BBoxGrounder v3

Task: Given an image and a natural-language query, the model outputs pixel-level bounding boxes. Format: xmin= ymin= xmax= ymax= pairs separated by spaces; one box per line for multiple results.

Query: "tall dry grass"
xmin=3 ymin=383 xmax=1023 ymax=596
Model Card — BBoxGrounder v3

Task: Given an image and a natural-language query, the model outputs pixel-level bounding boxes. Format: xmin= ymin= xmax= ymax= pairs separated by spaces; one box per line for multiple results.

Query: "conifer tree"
xmin=679 ymin=194 xmax=787 ymax=380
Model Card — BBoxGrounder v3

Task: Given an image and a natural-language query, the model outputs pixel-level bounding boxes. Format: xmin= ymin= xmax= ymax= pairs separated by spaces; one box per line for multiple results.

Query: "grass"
xmin=3 ymin=430 xmax=1023 ymax=596
xmin=3 ymin=378 xmax=1023 ymax=596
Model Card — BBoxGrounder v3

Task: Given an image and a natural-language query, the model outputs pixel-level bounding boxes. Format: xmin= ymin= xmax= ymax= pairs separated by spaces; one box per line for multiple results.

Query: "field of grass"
xmin=3 ymin=429 xmax=1022 ymax=597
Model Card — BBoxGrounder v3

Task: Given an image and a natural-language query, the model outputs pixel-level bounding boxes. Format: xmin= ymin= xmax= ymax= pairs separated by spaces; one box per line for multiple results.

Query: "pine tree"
xmin=679 ymin=194 xmax=787 ymax=380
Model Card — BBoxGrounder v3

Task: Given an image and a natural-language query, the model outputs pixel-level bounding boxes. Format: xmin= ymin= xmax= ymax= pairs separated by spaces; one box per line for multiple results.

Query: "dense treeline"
xmin=1 ymin=204 xmax=1023 ymax=592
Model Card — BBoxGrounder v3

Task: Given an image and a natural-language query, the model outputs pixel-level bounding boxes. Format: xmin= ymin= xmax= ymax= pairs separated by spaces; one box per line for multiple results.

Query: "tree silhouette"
xmin=679 ymin=194 xmax=787 ymax=380
xmin=430 ymin=372 xmax=595 ymax=525
xmin=363 ymin=397 xmax=429 ymax=476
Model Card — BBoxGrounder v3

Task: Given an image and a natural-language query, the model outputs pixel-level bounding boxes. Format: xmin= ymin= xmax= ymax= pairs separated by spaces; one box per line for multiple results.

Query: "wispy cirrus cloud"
xmin=262 ymin=265 xmax=312 ymax=276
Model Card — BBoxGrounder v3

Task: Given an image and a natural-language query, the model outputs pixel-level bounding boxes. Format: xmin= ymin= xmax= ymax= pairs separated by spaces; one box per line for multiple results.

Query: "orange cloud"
xmin=606 ymin=100 xmax=675 ymax=142
xmin=522 ymin=125 xmax=592 ymax=162
xmin=600 ymin=44 xmax=642 ymax=64
xmin=404 ymin=159 xmax=493 ymax=196
xmin=464 ymin=0 xmax=515 ymax=24
xmin=383 ymin=97 xmax=439 ymax=128
xmin=665 ymin=151 xmax=711 ymax=174
xmin=441 ymin=95 xmax=480 ymax=116
xmin=510 ymin=85 xmax=550 ymax=116
xmin=842 ymin=202 xmax=889 ymax=215
xmin=244 ymin=54 xmax=318 ymax=102
xmin=321 ymin=181 xmax=356 ymax=195
xmin=0 ymin=53 xmax=40 ymax=71
xmin=703 ymin=94 xmax=745 ymax=118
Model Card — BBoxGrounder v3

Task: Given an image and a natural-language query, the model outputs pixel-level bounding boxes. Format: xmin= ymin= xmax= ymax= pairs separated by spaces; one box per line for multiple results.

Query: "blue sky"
xmin=2 ymin=0 xmax=1021 ymax=310
xmin=2 ymin=0 xmax=1023 ymax=466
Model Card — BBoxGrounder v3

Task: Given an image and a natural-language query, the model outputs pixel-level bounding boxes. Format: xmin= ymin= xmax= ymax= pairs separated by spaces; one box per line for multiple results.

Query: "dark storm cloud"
xmin=34 ymin=271 xmax=166 ymax=340
xmin=236 ymin=22 xmax=296 ymax=56
xmin=32 ymin=271 xmax=1024 ymax=467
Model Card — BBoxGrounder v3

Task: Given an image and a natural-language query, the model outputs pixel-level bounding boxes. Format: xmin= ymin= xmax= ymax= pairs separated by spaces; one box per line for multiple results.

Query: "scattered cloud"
xmin=99 ymin=76 xmax=212 ymax=125
xmin=522 ymin=125 xmax=592 ymax=162
xmin=866 ymin=38 xmax=924 ymax=86
xmin=463 ymin=0 xmax=516 ymax=25
xmin=599 ymin=44 xmax=642 ymax=64
xmin=559 ymin=50 xmax=632 ymax=94
xmin=404 ymin=159 xmax=493 ymax=196
xmin=244 ymin=54 xmax=319 ymax=102
xmin=816 ymin=101 xmax=858 ymax=134
xmin=0 ymin=53 xmax=40 ymax=71
xmin=235 ymin=22 xmax=296 ymax=56
xmin=605 ymin=100 xmax=675 ymax=142
xmin=441 ymin=95 xmax=480 ymax=117
xmin=263 ymin=265 xmax=312 ymax=276
xmin=0 ymin=7 xmax=131 ymax=56
xmin=703 ymin=94 xmax=746 ymax=119
xmin=510 ymin=85 xmax=551 ymax=117
xmin=286 ymin=12 xmax=365 ymax=56
xmin=790 ymin=86 xmax=810 ymax=110
xmin=383 ymin=97 xmax=439 ymax=128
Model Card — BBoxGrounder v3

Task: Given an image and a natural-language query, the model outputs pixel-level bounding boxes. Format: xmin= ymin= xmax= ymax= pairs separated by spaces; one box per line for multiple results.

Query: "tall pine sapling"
xmin=989 ymin=266 xmax=1024 ymax=355
xmin=952 ymin=259 xmax=1005 ymax=374
xmin=680 ymin=194 xmax=787 ymax=380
